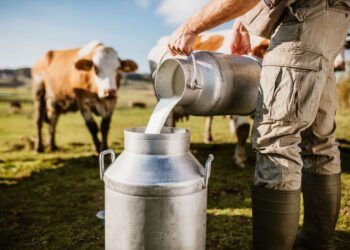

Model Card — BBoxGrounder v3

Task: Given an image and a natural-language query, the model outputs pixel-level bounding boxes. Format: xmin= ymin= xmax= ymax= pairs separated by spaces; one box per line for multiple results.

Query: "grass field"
xmin=0 ymin=81 xmax=349 ymax=249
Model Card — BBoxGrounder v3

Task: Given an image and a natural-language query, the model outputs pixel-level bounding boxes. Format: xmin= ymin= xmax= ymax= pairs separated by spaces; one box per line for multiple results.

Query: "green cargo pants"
xmin=252 ymin=0 xmax=350 ymax=190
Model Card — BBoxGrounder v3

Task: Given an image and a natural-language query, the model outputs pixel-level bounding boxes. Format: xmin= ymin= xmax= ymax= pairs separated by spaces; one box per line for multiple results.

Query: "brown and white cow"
xmin=148 ymin=30 xmax=268 ymax=167
xmin=32 ymin=40 xmax=137 ymax=153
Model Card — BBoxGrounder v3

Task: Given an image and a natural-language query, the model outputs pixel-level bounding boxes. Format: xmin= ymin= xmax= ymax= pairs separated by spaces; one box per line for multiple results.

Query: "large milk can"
xmin=154 ymin=51 xmax=262 ymax=116
xmin=99 ymin=127 xmax=214 ymax=250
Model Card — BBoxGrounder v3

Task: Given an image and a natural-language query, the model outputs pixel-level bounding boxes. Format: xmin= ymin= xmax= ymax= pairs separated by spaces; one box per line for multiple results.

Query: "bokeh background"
xmin=0 ymin=1 xmax=349 ymax=249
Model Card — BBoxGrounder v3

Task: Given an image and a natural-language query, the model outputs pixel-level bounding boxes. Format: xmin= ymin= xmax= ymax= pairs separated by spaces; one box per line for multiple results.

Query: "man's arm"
xmin=168 ymin=0 xmax=259 ymax=56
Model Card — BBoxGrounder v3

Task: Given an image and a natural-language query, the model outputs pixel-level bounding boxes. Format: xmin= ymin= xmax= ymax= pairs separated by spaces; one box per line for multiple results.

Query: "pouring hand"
xmin=168 ymin=25 xmax=197 ymax=56
xmin=230 ymin=20 xmax=252 ymax=55
xmin=167 ymin=0 xmax=259 ymax=57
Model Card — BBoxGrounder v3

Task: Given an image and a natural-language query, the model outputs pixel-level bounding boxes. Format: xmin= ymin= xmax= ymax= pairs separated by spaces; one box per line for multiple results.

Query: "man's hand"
xmin=168 ymin=25 xmax=197 ymax=56
xmin=231 ymin=20 xmax=251 ymax=55
xmin=167 ymin=0 xmax=259 ymax=56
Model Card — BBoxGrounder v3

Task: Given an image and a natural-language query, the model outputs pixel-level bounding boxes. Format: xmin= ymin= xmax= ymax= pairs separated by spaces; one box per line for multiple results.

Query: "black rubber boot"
xmin=293 ymin=173 xmax=341 ymax=250
xmin=252 ymin=185 xmax=300 ymax=250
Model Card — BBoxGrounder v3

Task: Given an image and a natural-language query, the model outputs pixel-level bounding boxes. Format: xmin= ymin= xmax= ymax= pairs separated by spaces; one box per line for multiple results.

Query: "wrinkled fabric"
xmin=242 ymin=0 xmax=297 ymax=39
xmin=251 ymin=0 xmax=350 ymax=190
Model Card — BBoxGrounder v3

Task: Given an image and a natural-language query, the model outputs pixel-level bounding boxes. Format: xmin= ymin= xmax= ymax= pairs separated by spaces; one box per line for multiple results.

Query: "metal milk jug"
xmin=154 ymin=51 xmax=262 ymax=116
xmin=99 ymin=127 xmax=214 ymax=250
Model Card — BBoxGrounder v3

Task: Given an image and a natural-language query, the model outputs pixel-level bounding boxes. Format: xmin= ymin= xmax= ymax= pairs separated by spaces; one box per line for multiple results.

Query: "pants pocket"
xmin=293 ymin=69 xmax=320 ymax=122
xmin=269 ymin=67 xmax=294 ymax=121
xmin=260 ymin=66 xmax=320 ymax=122
xmin=272 ymin=18 xmax=303 ymax=43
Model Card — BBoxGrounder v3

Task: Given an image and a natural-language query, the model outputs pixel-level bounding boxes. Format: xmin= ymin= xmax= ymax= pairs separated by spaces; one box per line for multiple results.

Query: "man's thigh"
xmin=301 ymin=70 xmax=341 ymax=175
xmin=253 ymin=64 xmax=325 ymax=139
xmin=252 ymin=64 xmax=327 ymax=190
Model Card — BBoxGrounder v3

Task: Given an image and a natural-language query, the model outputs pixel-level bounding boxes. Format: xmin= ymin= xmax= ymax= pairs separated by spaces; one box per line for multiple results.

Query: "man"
xmin=168 ymin=0 xmax=349 ymax=249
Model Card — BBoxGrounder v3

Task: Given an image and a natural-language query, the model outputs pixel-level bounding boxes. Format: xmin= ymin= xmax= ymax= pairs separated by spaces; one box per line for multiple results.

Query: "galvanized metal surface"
xmin=100 ymin=128 xmax=214 ymax=250
xmin=155 ymin=51 xmax=262 ymax=116
xmin=105 ymin=188 xmax=207 ymax=250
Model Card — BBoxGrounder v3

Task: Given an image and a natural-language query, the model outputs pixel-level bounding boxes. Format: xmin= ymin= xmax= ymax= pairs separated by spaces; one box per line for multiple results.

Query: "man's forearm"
xmin=184 ymin=0 xmax=259 ymax=34
xmin=167 ymin=0 xmax=259 ymax=55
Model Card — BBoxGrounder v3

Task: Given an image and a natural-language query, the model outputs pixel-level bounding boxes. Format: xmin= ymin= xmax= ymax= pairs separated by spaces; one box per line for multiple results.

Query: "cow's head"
xmin=75 ymin=41 xmax=138 ymax=99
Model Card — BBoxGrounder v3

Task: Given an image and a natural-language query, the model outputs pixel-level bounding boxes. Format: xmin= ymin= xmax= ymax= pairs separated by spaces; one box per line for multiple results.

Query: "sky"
xmin=0 ymin=0 xmax=233 ymax=73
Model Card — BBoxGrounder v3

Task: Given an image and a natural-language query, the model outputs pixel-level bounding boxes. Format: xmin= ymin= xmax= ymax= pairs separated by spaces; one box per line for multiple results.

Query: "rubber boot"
xmin=293 ymin=173 xmax=341 ymax=250
xmin=252 ymin=185 xmax=300 ymax=250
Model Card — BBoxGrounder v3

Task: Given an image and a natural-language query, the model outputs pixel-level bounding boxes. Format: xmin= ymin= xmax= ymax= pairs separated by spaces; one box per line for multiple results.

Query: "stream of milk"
xmin=145 ymin=97 xmax=181 ymax=134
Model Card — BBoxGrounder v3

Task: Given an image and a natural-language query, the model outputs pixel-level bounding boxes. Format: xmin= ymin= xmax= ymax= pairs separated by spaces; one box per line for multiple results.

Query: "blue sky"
xmin=0 ymin=0 xmax=232 ymax=73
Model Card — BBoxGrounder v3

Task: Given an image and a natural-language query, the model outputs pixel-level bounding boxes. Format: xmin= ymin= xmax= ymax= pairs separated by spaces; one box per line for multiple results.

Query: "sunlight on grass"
xmin=0 ymin=82 xmax=349 ymax=249
xmin=208 ymin=208 xmax=252 ymax=217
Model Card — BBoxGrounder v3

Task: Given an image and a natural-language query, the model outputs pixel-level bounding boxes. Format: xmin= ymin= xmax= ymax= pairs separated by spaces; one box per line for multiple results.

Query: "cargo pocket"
xmin=261 ymin=48 xmax=323 ymax=122
xmin=327 ymin=0 xmax=350 ymax=13
xmin=272 ymin=21 xmax=303 ymax=43
xmin=270 ymin=2 xmax=307 ymax=43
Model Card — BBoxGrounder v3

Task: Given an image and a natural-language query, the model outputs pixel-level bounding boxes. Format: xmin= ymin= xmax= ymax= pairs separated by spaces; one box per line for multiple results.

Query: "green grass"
xmin=0 ymin=82 xmax=349 ymax=249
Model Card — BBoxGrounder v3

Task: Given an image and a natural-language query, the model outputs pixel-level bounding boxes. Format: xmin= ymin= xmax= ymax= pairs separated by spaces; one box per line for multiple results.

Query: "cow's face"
xmin=92 ymin=47 xmax=120 ymax=99
xmin=75 ymin=45 xmax=138 ymax=99
xmin=75 ymin=46 xmax=120 ymax=99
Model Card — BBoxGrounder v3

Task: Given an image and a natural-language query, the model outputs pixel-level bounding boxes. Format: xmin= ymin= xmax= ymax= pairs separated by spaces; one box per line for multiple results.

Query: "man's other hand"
xmin=168 ymin=25 xmax=197 ymax=56
xmin=231 ymin=20 xmax=251 ymax=55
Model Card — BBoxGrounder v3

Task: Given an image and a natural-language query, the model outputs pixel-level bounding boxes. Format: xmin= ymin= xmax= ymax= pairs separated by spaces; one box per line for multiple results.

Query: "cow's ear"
xmin=119 ymin=59 xmax=138 ymax=73
xmin=75 ymin=59 xmax=93 ymax=71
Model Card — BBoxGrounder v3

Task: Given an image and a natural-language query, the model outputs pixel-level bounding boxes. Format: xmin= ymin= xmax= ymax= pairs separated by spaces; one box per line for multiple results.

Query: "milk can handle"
xmin=189 ymin=53 xmax=202 ymax=90
xmin=99 ymin=149 xmax=115 ymax=181
xmin=203 ymin=154 xmax=214 ymax=188
xmin=153 ymin=50 xmax=202 ymax=90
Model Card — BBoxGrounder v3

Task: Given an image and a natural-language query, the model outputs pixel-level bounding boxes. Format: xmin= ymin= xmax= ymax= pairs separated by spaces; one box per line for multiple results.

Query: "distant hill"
xmin=0 ymin=68 xmax=31 ymax=78
xmin=0 ymin=67 xmax=152 ymax=88
xmin=125 ymin=73 xmax=151 ymax=82
xmin=0 ymin=68 xmax=31 ymax=87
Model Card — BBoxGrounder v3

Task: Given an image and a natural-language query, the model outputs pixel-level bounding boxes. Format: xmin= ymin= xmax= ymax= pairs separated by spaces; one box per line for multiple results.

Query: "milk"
xmin=145 ymin=97 xmax=180 ymax=134
xmin=146 ymin=59 xmax=186 ymax=134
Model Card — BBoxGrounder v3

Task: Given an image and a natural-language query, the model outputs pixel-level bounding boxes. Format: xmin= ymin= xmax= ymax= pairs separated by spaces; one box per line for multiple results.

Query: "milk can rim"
xmin=124 ymin=127 xmax=190 ymax=140
xmin=154 ymin=57 xmax=187 ymax=100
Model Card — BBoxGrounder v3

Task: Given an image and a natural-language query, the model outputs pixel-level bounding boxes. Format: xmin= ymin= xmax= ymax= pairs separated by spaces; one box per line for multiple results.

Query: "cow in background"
xmin=32 ymin=41 xmax=137 ymax=153
xmin=335 ymin=48 xmax=347 ymax=72
xmin=336 ymin=32 xmax=350 ymax=108
xmin=148 ymin=30 xmax=269 ymax=167
xmin=335 ymin=32 xmax=350 ymax=72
